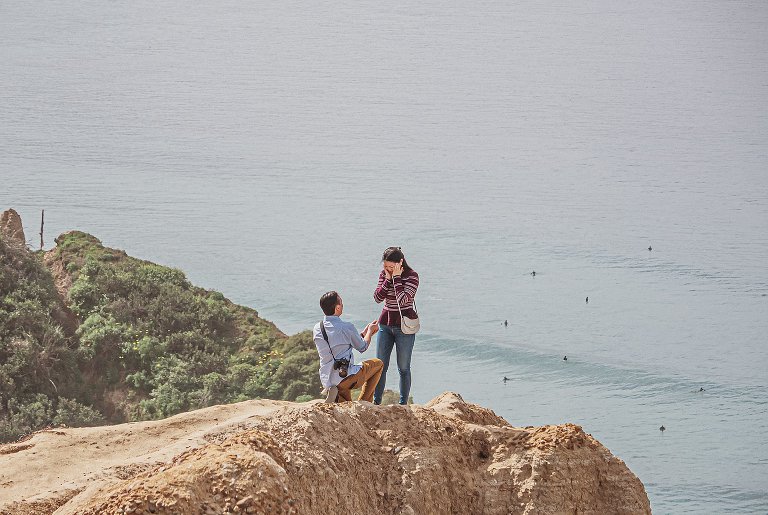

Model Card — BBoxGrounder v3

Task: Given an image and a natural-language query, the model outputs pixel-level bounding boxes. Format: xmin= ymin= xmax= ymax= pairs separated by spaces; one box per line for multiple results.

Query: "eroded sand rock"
xmin=0 ymin=208 xmax=25 ymax=246
xmin=62 ymin=432 xmax=290 ymax=515
xmin=43 ymin=250 xmax=74 ymax=301
xmin=38 ymin=393 xmax=651 ymax=515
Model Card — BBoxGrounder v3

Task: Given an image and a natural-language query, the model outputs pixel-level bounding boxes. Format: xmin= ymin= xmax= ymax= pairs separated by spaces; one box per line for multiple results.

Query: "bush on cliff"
xmin=49 ymin=231 xmax=321 ymax=422
xmin=0 ymin=236 xmax=101 ymax=441
xmin=0 ymin=231 xmax=321 ymax=442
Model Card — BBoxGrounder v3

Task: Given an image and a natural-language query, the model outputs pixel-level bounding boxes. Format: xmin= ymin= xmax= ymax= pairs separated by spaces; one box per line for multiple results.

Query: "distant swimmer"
xmin=531 ymin=270 xmax=536 ymax=277
xmin=585 ymin=296 xmax=589 ymax=304
xmin=659 ymin=425 xmax=665 ymax=433
xmin=648 ymin=245 xmax=653 ymax=251
xmin=503 ymin=376 xmax=510 ymax=383
xmin=563 ymin=356 xmax=567 ymax=361
xmin=504 ymin=320 xmax=508 ymax=327
xmin=699 ymin=387 xmax=705 ymax=392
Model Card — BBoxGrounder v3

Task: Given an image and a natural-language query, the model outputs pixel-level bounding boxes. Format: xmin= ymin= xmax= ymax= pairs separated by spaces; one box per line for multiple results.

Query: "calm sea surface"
xmin=2 ymin=1 xmax=767 ymax=512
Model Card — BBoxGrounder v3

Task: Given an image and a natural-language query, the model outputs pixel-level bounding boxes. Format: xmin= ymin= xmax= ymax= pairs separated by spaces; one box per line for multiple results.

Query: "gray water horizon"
xmin=3 ymin=0 xmax=768 ymax=512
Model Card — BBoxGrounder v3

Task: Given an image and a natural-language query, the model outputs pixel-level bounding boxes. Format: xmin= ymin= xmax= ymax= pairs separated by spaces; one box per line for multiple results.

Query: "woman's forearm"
xmin=373 ymin=275 xmax=390 ymax=303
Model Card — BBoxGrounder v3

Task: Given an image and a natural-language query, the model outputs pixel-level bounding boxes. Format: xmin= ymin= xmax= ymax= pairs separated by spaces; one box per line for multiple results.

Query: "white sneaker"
xmin=323 ymin=386 xmax=338 ymax=403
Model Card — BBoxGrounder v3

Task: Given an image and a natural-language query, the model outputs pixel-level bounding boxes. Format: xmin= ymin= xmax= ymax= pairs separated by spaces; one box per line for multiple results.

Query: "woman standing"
xmin=373 ymin=247 xmax=419 ymax=405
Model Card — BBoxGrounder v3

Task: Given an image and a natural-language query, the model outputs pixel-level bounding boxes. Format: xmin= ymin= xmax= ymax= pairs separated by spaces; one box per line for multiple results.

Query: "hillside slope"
xmin=0 ymin=209 xmax=320 ymax=442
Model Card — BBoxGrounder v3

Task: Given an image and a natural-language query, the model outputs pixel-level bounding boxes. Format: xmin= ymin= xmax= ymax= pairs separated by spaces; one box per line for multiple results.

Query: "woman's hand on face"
xmin=383 ymin=265 xmax=392 ymax=280
xmin=392 ymin=261 xmax=404 ymax=277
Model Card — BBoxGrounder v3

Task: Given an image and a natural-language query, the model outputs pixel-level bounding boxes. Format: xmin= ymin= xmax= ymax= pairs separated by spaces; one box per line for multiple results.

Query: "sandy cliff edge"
xmin=0 ymin=392 xmax=650 ymax=515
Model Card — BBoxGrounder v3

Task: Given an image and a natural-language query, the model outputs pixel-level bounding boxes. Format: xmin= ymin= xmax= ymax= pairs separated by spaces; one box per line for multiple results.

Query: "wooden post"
xmin=40 ymin=209 xmax=44 ymax=250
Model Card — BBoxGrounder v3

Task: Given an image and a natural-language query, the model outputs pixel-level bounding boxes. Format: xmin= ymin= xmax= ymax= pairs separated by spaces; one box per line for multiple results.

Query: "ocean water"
xmin=2 ymin=0 xmax=767 ymax=512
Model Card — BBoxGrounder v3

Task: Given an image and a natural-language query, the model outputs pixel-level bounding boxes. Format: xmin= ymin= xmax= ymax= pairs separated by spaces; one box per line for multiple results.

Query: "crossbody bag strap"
xmin=319 ymin=321 xmax=338 ymax=361
xmin=392 ymin=276 xmax=416 ymax=316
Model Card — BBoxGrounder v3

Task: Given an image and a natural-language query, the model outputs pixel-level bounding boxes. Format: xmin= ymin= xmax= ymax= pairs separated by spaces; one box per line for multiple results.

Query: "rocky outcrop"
xmin=0 ymin=208 xmax=25 ymax=246
xmin=43 ymin=242 xmax=74 ymax=301
xmin=1 ymin=393 xmax=650 ymax=515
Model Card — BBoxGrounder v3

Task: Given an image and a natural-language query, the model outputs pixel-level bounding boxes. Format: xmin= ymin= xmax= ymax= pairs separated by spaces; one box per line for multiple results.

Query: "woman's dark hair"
xmin=320 ymin=291 xmax=340 ymax=316
xmin=382 ymin=247 xmax=412 ymax=272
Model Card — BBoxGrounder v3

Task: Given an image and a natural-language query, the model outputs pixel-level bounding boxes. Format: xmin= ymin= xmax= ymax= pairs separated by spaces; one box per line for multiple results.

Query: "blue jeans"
xmin=373 ymin=324 xmax=416 ymax=405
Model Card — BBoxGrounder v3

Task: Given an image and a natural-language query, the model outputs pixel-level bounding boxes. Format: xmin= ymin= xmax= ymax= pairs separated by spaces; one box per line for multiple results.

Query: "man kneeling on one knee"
xmin=314 ymin=291 xmax=383 ymax=403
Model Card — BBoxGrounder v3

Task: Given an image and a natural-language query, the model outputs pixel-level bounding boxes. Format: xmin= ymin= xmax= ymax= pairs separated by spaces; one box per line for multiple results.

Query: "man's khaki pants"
xmin=336 ymin=358 xmax=384 ymax=402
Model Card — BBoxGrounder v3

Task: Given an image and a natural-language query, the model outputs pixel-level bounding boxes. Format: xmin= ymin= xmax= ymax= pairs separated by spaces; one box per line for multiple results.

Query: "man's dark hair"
xmin=320 ymin=291 xmax=340 ymax=316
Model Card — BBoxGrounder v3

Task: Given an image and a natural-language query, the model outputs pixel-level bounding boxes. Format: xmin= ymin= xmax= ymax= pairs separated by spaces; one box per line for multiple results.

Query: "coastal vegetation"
xmin=0 ymin=231 xmax=320 ymax=442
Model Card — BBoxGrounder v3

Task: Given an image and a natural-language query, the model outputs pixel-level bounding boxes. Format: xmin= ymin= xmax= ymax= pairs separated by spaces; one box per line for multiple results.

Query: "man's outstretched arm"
xmin=350 ymin=321 xmax=379 ymax=352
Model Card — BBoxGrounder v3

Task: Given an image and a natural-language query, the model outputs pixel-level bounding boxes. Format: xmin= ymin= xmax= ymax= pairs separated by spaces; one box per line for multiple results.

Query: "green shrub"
xmin=52 ymin=397 xmax=105 ymax=427
xmin=0 ymin=238 xmax=85 ymax=441
xmin=0 ymin=232 xmax=323 ymax=441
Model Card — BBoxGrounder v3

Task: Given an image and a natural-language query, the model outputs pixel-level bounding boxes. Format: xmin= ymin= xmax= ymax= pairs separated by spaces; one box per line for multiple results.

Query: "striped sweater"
xmin=373 ymin=269 xmax=419 ymax=327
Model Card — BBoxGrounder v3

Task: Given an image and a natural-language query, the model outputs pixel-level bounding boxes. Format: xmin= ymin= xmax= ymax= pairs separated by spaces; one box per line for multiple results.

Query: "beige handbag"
xmin=393 ymin=278 xmax=420 ymax=334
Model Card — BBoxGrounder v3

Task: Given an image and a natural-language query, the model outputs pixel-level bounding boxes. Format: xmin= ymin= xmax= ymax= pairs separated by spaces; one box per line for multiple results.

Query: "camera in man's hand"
xmin=333 ymin=357 xmax=350 ymax=378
